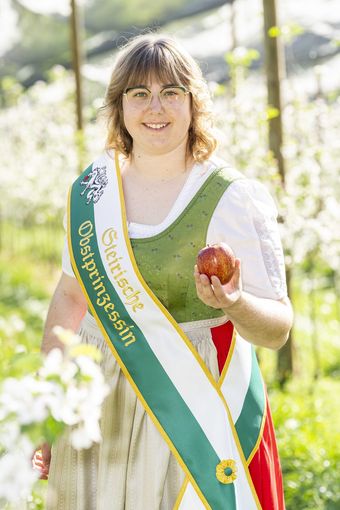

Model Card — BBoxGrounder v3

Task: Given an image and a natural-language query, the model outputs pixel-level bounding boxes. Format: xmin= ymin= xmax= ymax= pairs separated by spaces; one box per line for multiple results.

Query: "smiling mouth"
xmin=143 ymin=123 xmax=170 ymax=131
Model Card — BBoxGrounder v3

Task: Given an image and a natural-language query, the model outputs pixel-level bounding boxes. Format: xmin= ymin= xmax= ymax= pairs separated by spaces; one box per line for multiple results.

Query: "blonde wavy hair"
xmin=99 ymin=34 xmax=217 ymax=163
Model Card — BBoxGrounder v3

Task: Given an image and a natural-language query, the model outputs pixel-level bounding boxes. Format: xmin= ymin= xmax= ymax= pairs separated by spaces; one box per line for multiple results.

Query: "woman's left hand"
xmin=194 ymin=259 xmax=242 ymax=310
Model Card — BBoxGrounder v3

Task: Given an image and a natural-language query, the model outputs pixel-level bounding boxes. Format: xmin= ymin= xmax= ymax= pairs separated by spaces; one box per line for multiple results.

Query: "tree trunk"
xmin=262 ymin=0 xmax=294 ymax=385
xmin=277 ymin=267 xmax=295 ymax=385
xmin=70 ymin=0 xmax=83 ymax=132
xmin=70 ymin=0 xmax=86 ymax=171
xmin=229 ymin=0 xmax=237 ymax=51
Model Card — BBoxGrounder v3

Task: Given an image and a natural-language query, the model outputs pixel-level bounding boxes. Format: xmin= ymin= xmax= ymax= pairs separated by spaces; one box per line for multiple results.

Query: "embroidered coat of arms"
xmin=80 ymin=166 xmax=108 ymax=204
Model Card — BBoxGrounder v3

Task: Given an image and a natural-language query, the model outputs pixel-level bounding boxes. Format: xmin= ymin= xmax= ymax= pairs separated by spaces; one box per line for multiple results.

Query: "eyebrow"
xmin=126 ymin=83 xmax=180 ymax=91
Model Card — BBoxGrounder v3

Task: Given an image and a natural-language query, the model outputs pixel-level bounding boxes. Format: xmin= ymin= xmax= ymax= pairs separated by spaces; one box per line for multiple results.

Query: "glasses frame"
xmin=123 ymin=85 xmax=190 ymax=109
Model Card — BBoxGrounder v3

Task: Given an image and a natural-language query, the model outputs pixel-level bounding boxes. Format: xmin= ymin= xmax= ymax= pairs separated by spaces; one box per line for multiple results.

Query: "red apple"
xmin=196 ymin=243 xmax=236 ymax=285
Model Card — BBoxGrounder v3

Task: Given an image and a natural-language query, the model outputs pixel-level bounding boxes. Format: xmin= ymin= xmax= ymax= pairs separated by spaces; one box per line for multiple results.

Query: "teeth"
xmin=145 ymin=123 xmax=167 ymax=129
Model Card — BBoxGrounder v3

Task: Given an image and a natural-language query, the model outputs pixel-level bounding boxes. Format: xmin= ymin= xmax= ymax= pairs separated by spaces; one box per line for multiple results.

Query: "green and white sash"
xmin=68 ymin=151 xmax=264 ymax=510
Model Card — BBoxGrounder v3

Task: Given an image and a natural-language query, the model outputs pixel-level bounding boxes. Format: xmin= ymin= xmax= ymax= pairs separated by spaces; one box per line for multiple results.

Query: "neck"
xmin=126 ymin=141 xmax=193 ymax=182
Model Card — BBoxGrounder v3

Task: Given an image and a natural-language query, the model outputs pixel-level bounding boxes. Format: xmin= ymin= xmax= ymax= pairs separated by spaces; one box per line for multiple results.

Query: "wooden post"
xmin=229 ymin=0 xmax=237 ymax=51
xmin=262 ymin=0 xmax=294 ymax=384
xmin=70 ymin=0 xmax=83 ymax=132
xmin=278 ymin=267 xmax=294 ymax=385
xmin=70 ymin=0 xmax=86 ymax=172
xmin=262 ymin=0 xmax=285 ymax=183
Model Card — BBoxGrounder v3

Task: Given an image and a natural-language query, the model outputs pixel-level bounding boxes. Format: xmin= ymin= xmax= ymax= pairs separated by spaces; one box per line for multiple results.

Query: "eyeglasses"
xmin=123 ymin=86 xmax=190 ymax=110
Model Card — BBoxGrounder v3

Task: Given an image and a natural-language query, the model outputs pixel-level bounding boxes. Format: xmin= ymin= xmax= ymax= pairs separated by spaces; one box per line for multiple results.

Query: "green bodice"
xmin=130 ymin=167 xmax=241 ymax=323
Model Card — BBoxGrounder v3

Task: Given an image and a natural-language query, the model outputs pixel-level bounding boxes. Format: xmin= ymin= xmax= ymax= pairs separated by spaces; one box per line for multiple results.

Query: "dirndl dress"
xmin=47 ymin=156 xmax=287 ymax=509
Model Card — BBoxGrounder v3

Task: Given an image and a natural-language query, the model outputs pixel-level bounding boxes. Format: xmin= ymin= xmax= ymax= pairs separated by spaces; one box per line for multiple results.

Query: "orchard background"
xmin=0 ymin=0 xmax=339 ymax=508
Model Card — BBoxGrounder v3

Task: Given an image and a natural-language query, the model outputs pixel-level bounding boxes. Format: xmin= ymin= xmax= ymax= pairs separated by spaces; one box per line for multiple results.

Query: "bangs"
xmin=123 ymin=42 xmax=190 ymax=89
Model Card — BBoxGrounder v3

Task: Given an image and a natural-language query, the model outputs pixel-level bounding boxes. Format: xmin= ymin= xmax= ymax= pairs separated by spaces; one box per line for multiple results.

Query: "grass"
xmin=258 ymin=269 xmax=340 ymax=508
xmin=0 ymin=233 xmax=62 ymax=378
xmin=259 ymin=268 xmax=339 ymax=388
xmin=272 ymin=378 xmax=340 ymax=509
xmin=0 ymin=221 xmax=64 ymax=266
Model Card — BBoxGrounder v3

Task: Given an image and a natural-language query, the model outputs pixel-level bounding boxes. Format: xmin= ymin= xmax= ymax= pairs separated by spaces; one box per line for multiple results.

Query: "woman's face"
xmin=122 ymin=78 xmax=192 ymax=157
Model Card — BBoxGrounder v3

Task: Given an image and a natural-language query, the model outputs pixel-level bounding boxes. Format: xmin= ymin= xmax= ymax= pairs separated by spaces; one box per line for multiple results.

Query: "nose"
xmin=148 ymin=93 xmax=163 ymax=112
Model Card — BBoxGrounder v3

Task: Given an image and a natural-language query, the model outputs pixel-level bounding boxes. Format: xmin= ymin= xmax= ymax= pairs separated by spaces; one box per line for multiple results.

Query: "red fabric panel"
xmin=249 ymin=398 xmax=285 ymax=510
xmin=210 ymin=322 xmax=285 ymax=509
xmin=210 ymin=320 xmax=234 ymax=373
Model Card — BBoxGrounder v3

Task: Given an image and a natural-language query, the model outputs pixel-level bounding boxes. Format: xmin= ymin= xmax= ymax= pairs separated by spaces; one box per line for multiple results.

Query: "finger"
xmin=194 ymin=265 xmax=204 ymax=294
xmin=233 ymin=258 xmax=241 ymax=277
xmin=194 ymin=264 xmax=202 ymax=283
xmin=31 ymin=447 xmax=40 ymax=462
xmin=195 ymin=266 xmax=221 ymax=307
xmin=210 ymin=275 xmax=226 ymax=300
xmin=32 ymin=455 xmax=45 ymax=473
xmin=200 ymin=277 xmax=222 ymax=307
xmin=32 ymin=448 xmax=50 ymax=480
xmin=32 ymin=458 xmax=44 ymax=470
xmin=199 ymin=272 xmax=213 ymax=292
xmin=32 ymin=450 xmax=42 ymax=467
xmin=199 ymin=273 xmax=211 ymax=286
xmin=194 ymin=264 xmax=211 ymax=283
xmin=234 ymin=261 xmax=241 ymax=283
xmin=194 ymin=265 xmax=212 ymax=295
xmin=33 ymin=454 xmax=43 ymax=465
xmin=226 ymin=258 xmax=242 ymax=289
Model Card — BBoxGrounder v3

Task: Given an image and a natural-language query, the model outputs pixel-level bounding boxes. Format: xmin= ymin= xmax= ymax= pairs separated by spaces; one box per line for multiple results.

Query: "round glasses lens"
xmin=126 ymin=88 xmax=151 ymax=108
xmin=160 ymin=87 xmax=186 ymax=106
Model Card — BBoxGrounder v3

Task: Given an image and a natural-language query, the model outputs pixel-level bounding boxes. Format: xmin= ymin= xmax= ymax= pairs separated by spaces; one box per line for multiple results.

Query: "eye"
xmin=126 ymin=88 xmax=150 ymax=100
xmin=133 ymin=90 xmax=148 ymax=98
xmin=162 ymin=88 xmax=180 ymax=96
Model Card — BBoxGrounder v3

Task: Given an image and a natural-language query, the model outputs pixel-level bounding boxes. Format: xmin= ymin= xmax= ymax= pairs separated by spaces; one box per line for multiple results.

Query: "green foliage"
xmin=225 ymin=47 xmax=260 ymax=68
xmin=1 ymin=221 xmax=64 ymax=264
xmin=2 ymin=5 xmax=70 ymax=79
xmin=7 ymin=351 xmax=42 ymax=378
xmin=266 ymin=105 xmax=280 ymax=120
xmin=268 ymin=23 xmax=304 ymax=43
xmin=26 ymin=490 xmax=46 ymax=510
xmin=1 ymin=0 xmax=189 ymax=80
xmin=0 ymin=254 xmax=56 ymax=379
xmin=0 ymin=76 xmax=23 ymax=107
xmin=85 ymin=0 xmax=185 ymax=32
xmin=260 ymin=274 xmax=340 ymax=508
xmin=260 ymin=270 xmax=339 ymax=386
xmin=271 ymin=380 xmax=340 ymax=509
xmin=268 ymin=26 xmax=281 ymax=38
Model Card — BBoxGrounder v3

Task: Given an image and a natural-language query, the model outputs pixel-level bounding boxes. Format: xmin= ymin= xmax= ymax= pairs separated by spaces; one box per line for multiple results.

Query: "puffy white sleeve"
xmin=206 ymin=179 xmax=287 ymax=300
xmin=61 ymin=213 xmax=75 ymax=277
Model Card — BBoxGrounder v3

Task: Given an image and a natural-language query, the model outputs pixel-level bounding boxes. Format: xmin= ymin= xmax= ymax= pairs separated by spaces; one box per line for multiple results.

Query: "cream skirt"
xmin=46 ymin=312 xmax=226 ymax=510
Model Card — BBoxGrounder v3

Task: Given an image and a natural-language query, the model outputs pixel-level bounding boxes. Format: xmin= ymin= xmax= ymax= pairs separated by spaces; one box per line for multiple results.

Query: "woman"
xmin=42 ymin=34 xmax=293 ymax=510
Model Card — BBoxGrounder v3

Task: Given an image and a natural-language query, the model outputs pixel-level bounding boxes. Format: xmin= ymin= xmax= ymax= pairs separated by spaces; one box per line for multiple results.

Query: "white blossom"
xmin=0 ymin=327 xmax=109 ymax=506
xmin=0 ymin=437 xmax=39 ymax=504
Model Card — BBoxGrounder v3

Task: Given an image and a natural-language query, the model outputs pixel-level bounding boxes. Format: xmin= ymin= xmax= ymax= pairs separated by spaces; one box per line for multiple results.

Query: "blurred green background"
xmin=0 ymin=0 xmax=339 ymax=508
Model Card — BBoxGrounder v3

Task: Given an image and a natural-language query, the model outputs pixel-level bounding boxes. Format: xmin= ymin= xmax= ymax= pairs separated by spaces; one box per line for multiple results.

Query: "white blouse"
xmin=62 ymin=156 xmax=287 ymax=300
